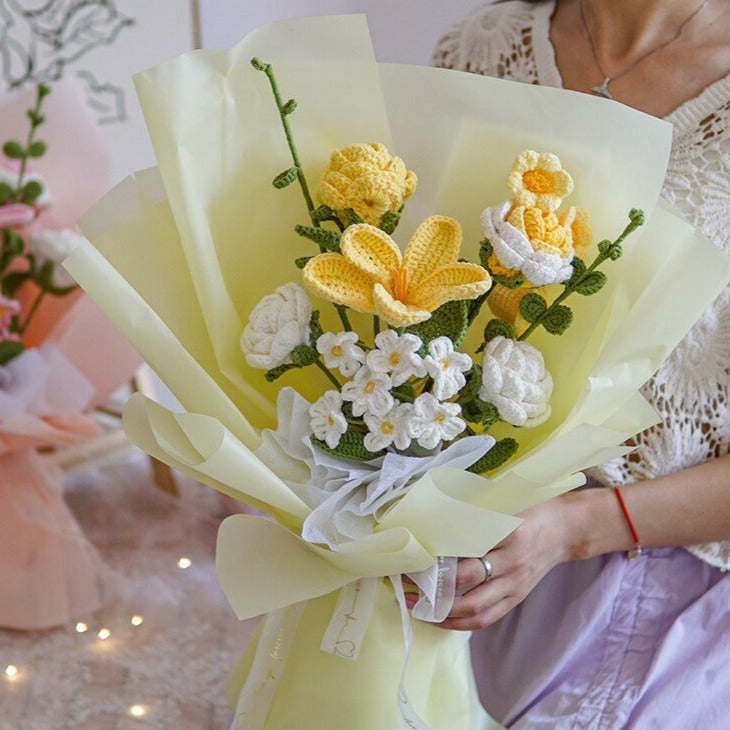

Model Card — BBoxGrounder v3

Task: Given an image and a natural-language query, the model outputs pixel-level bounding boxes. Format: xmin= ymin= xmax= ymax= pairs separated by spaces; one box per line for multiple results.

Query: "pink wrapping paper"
xmin=0 ymin=449 xmax=111 ymax=629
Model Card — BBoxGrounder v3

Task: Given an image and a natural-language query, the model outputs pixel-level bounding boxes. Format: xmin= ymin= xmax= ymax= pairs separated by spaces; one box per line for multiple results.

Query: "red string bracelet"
xmin=613 ymin=487 xmax=643 ymax=559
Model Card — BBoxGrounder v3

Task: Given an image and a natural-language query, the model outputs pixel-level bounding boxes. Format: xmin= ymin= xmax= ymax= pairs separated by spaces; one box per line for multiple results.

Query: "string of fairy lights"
xmin=3 ymin=555 xmax=195 ymax=721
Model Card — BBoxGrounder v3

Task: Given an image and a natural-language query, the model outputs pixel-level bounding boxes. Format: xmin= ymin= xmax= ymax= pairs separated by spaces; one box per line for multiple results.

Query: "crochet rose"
xmin=479 ymin=336 xmax=553 ymax=427
xmin=27 ymin=229 xmax=85 ymax=288
xmin=317 ymin=142 xmax=417 ymax=226
xmin=481 ymin=201 xmax=574 ymax=286
xmin=240 ymin=282 xmax=312 ymax=369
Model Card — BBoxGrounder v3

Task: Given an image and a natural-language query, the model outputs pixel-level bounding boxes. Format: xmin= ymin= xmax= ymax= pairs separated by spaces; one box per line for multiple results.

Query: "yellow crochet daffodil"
xmin=318 ymin=143 xmax=417 ymax=226
xmin=507 ymin=150 xmax=574 ymax=212
xmin=302 ymin=216 xmax=492 ymax=327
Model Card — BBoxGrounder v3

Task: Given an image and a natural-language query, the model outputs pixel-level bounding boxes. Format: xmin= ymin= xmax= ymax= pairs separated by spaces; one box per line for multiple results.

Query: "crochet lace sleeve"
xmin=432 ymin=1 xmax=542 ymax=84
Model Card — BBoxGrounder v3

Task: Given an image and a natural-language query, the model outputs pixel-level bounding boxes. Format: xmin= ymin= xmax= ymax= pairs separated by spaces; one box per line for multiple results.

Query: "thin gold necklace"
xmin=579 ymin=0 xmax=712 ymax=99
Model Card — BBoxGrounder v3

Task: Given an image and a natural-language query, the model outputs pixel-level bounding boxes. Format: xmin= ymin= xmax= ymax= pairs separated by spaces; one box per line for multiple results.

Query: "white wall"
xmin=198 ymin=0 xmax=484 ymax=64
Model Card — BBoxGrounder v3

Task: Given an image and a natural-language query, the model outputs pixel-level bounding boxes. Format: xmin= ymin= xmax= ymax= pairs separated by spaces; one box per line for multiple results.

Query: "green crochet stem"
xmin=14 ymin=84 xmax=50 ymax=198
xmin=518 ymin=208 xmax=644 ymax=341
xmin=251 ymin=58 xmax=316 ymax=216
xmin=313 ymin=357 xmax=342 ymax=389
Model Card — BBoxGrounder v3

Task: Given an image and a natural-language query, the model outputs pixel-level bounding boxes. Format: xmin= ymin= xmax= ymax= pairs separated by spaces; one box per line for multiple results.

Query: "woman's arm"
xmin=419 ymin=452 xmax=730 ymax=631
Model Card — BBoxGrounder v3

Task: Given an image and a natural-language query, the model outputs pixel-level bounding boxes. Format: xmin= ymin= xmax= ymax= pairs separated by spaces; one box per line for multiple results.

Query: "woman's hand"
xmin=411 ymin=494 xmax=585 ymax=631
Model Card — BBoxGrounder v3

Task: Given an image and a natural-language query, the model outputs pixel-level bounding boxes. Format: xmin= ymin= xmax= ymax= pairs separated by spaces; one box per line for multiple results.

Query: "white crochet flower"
xmin=240 ymin=282 xmax=312 ymax=369
xmin=27 ymin=229 xmax=85 ymax=288
xmin=366 ymin=329 xmax=426 ymax=386
xmin=480 ymin=201 xmax=573 ymax=286
xmin=409 ymin=392 xmax=466 ymax=449
xmin=479 ymin=336 xmax=553 ymax=427
xmin=341 ymin=365 xmax=394 ymax=417
xmin=363 ymin=402 xmax=413 ymax=452
xmin=423 ymin=336 xmax=472 ymax=400
xmin=309 ymin=390 xmax=349 ymax=448
xmin=316 ymin=331 xmax=365 ymax=376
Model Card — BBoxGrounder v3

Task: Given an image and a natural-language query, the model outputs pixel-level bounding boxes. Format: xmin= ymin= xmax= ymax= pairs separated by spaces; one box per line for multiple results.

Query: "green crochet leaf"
xmin=344 ymin=208 xmax=364 ymax=226
xmin=264 ymin=362 xmax=300 ymax=382
xmin=573 ymin=270 xmax=607 ymax=296
xmin=2 ymin=270 xmax=30 ymax=297
xmin=290 ymin=344 xmax=318 ymax=367
xmin=380 ymin=207 xmax=402 ymax=235
xmin=2 ymin=140 xmax=24 ymax=159
xmin=295 ymin=256 xmax=312 ymax=269
xmin=482 ymin=318 xmax=515 ymax=343
xmin=467 ymin=437 xmax=519 ymax=474
xmin=294 ymin=224 xmax=341 ymax=251
xmin=308 ymin=310 xmax=323 ymax=343
xmin=272 ymin=167 xmax=298 ymax=189
xmin=311 ymin=430 xmax=384 ymax=462
xmin=408 ymin=300 xmax=469 ymax=348
xmin=21 ymin=179 xmax=43 ymax=204
xmin=0 ymin=182 xmax=13 ymax=204
xmin=566 ymin=257 xmax=587 ymax=286
xmin=281 ymin=99 xmax=297 ymax=115
xmin=542 ymin=305 xmax=573 ymax=335
xmin=0 ymin=339 xmax=24 ymax=365
xmin=491 ymin=272 xmax=525 ymax=288
xmin=311 ymin=205 xmax=334 ymax=224
xmin=480 ymin=402 xmax=500 ymax=429
xmin=478 ymin=239 xmax=493 ymax=269
xmin=27 ymin=140 xmax=47 ymax=158
xmin=519 ymin=292 xmax=548 ymax=323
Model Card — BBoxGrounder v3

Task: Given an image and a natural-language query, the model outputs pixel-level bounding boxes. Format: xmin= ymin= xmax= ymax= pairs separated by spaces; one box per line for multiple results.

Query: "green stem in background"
xmin=251 ymin=57 xmax=316 ymax=216
xmin=18 ymin=289 xmax=45 ymax=335
xmin=15 ymin=84 xmax=51 ymax=197
xmin=518 ymin=209 xmax=645 ymax=341
xmin=373 ymin=315 xmax=380 ymax=339
xmin=313 ymin=357 xmax=342 ymax=389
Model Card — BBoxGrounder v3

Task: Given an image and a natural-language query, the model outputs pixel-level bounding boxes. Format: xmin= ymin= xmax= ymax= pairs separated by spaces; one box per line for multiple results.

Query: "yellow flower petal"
xmin=303 ymin=253 xmax=376 ymax=313
xmin=402 ymin=216 xmax=462 ymax=287
xmin=373 ymin=283 xmax=431 ymax=327
xmin=408 ymin=262 xmax=492 ymax=311
xmin=340 ymin=224 xmax=402 ymax=284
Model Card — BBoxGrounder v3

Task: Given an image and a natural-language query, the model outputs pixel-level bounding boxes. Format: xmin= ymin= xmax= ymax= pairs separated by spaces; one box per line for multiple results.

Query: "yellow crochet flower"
xmin=302 ymin=216 xmax=492 ymax=327
xmin=559 ymin=205 xmax=593 ymax=258
xmin=508 ymin=205 xmax=573 ymax=258
xmin=507 ymin=150 xmax=574 ymax=212
xmin=318 ymin=142 xmax=417 ymax=226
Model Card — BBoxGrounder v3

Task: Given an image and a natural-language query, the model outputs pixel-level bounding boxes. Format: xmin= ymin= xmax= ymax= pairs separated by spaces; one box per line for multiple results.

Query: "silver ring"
xmin=479 ymin=556 xmax=493 ymax=582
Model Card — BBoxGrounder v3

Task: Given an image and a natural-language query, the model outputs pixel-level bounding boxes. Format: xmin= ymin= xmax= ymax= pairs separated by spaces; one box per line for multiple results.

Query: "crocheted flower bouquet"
xmin=64 ymin=15 xmax=730 ymax=730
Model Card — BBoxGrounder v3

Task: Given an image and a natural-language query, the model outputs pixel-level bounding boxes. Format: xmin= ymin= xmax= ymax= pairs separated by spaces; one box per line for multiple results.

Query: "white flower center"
xmin=439 ymin=358 xmax=451 ymax=371
xmin=331 ymin=345 xmax=343 ymax=358
xmin=388 ymin=352 xmax=401 ymax=366
xmin=380 ymin=421 xmax=395 ymax=434
xmin=364 ymin=380 xmax=376 ymax=394
xmin=435 ymin=414 xmax=447 ymax=423
xmin=327 ymin=415 xmax=335 ymax=426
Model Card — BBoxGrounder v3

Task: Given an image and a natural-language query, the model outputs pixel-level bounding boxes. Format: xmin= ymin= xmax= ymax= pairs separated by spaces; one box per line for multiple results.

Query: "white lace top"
xmin=434 ymin=0 xmax=730 ymax=570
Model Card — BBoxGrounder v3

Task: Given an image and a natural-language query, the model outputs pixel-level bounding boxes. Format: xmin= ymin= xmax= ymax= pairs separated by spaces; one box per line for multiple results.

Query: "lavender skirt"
xmin=471 ymin=547 xmax=729 ymax=729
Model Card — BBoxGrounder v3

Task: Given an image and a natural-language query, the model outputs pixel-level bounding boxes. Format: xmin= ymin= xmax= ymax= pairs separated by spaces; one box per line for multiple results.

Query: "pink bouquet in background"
xmin=0 ymin=83 xmax=120 ymax=630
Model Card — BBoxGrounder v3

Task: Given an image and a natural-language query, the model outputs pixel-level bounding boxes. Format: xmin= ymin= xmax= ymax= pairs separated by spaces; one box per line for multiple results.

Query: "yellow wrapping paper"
xmin=64 ymin=15 xmax=730 ymax=730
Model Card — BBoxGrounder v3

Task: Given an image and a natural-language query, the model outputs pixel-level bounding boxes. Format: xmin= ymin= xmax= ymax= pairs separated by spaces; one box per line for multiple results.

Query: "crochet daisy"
xmin=316 ymin=331 xmax=366 ymax=377
xmin=507 ymin=150 xmax=573 ymax=212
xmin=309 ymin=390 xmax=349 ymax=448
xmin=423 ymin=336 xmax=472 ymax=400
xmin=341 ymin=365 xmax=394 ymax=417
xmin=409 ymin=392 xmax=466 ymax=449
xmin=366 ymin=330 xmax=426 ymax=386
